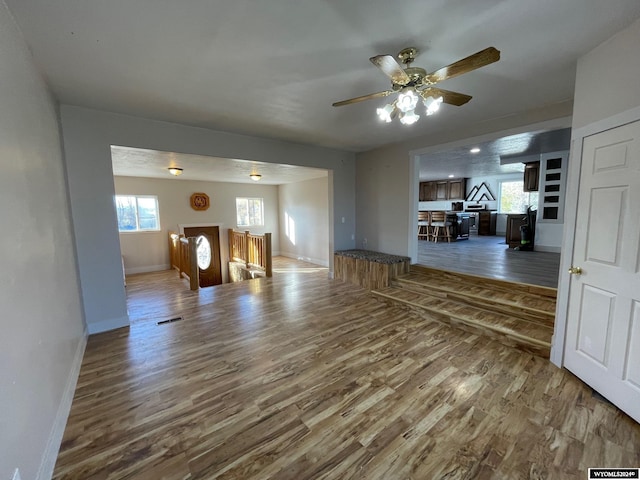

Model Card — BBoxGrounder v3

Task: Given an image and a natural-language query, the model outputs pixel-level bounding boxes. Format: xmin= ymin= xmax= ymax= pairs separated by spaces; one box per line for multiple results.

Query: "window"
xmin=115 ymin=195 xmax=160 ymax=232
xmin=236 ymin=197 xmax=264 ymax=227
xmin=498 ymin=181 xmax=538 ymax=214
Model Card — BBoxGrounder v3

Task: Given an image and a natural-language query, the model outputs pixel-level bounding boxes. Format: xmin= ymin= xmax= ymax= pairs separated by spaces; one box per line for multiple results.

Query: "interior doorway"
xmin=183 ymin=225 xmax=222 ymax=287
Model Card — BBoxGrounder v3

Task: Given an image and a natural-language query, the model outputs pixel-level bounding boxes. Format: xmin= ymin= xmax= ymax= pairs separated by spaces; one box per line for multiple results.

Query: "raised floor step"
xmin=409 ymin=265 xmax=557 ymax=299
xmin=395 ymin=275 xmax=555 ymax=329
xmin=371 ymin=265 xmax=557 ymax=358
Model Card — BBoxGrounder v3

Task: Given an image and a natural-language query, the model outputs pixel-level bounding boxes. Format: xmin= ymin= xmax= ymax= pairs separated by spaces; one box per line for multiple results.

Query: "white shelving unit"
xmin=538 ymin=151 xmax=569 ymax=224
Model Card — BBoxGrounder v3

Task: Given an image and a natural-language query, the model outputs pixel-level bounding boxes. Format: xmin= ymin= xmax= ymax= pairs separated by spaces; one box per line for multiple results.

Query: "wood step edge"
xmin=409 ymin=264 xmax=557 ymax=299
xmin=390 ymin=281 xmax=555 ymax=330
xmin=375 ymin=285 xmax=554 ymax=333
xmin=371 ymin=290 xmax=552 ymax=349
xmin=395 ymin=277 xmax=556 ymax=319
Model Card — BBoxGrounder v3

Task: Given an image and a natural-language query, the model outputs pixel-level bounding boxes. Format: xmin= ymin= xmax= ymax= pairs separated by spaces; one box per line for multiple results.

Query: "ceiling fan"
xmin=333 ymin=46 xmax=500 ymax=125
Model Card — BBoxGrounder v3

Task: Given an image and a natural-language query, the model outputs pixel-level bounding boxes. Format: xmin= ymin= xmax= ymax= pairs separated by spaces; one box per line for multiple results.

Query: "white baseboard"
xmin=124 ymin=263 xmax=171 ymax=275
xmin=87 ymin=315 xmax=130 ymax=334
xmin=37 ymin=329 xmax=88 ymax=480
xmin=535 ymin=245 xmax=561 ymax=253
xmin=279 ymin=251 xmax=329 ymax=267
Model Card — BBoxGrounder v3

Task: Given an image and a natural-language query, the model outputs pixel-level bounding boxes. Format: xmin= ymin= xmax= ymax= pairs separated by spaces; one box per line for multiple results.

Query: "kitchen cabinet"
xmin=477 ymin=211 xmax=497 ymax=236
xmin=435 ymin=181 xmax=448 ymax=200
xmin=419 ymin=179 xmax=466 ymax=201
xmin=419 ymin=181 xmax=437 ymax=201
xmin=447 ymin=179 xmax=466 ymax=199
xmin=523 ymin=161 xmax=540 ymax=192
xmin=506 ymin=214 xmax=527 ymax=248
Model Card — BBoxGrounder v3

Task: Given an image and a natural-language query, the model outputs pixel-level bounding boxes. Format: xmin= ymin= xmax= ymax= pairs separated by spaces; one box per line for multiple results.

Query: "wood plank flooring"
xmin=417 ymin=235 xmax=561 ymax=288
xmin=54 ymin=258 xmax=639 ymax=479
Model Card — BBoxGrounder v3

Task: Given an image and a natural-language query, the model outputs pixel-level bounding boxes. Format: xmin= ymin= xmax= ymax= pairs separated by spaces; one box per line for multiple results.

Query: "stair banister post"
xmin=244 ymin=230 xmax=250 ymax=268
xmin=179 ymin=234 xmax=186 ymax=276
xmin=265 ymin=233 xmax=272 ymax=277
xmin=188 ymin=236 xmax=199 ymax=291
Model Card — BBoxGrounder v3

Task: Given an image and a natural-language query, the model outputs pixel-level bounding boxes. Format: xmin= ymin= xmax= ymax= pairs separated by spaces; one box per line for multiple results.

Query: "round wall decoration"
xmin=190 ymin=192 xmax=210 ymax=211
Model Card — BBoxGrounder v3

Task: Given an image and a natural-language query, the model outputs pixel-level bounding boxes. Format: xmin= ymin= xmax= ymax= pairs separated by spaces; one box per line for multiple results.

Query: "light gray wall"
xmin=60 ymin=105 xmax=355 ymax=333
xmin=0 ymin=3 xmax=86 ymax=479
xmin=115 ymin=176 xmax=280 ymax=280
xmin=356 ymin=144 xmax=413 ymax=254
xmin=278 ymin=176 xmax=330 ymax=266
xmin=356 ymin=102 xmax=574 ymax=259
xmin=573 ymin=17 xmax=640 ymax=130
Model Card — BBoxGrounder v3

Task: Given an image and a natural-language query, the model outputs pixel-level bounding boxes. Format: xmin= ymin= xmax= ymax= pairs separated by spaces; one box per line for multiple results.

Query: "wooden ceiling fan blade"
xmin=370 ymin=55 xmax=411 ymax=85
xmin=426 ymin=46 xmax=500 ymax=84
xmin=332 ymin=90 xmax=392 ymax=107
xmin=422 ymin=87 xmax=472 ymax=106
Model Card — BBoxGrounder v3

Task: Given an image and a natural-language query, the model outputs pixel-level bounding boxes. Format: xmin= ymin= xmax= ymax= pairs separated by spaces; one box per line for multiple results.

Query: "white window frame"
xmin=115 ymin=195 xmax=161 ymax=233
xmin=236 ymin=197 xmax=264 ymax=227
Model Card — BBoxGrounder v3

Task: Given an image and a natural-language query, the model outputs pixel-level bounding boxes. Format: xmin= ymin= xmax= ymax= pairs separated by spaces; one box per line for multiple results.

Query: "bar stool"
xmin=418 ymin=211 xmax=430 ymax=240
xmin=429 ymin=211 xmax=452 ymax=243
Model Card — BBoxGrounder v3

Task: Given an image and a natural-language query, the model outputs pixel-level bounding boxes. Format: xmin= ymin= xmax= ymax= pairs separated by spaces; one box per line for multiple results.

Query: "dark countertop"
xmin=334 ymin=249 xmax=410 ymax=264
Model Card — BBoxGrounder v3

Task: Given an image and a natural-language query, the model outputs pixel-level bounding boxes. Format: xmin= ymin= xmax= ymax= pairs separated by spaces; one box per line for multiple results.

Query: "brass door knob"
xmin=568 ymin=266 xmax=583 ymax=275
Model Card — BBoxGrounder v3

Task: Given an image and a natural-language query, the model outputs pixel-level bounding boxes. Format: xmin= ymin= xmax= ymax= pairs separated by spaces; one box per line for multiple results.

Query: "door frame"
xmin=179 ymin=223 xmax=226 ymax=283
xmin=552 ymin=104 xmax=640 ymax=367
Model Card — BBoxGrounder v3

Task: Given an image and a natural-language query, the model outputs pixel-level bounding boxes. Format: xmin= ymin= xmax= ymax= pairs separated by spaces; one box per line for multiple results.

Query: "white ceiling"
xmin=111 ymin=146 xmax=328 ymax=185
xmin=419 ymin=128 xmax=572 ymax=180
xmin=7 ymin=0 xmax=640 ymax=154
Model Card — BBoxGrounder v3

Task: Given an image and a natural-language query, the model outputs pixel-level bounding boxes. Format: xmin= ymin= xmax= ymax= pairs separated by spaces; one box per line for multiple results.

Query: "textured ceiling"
xmin=111 ymin=146 xmax=328 ymax=185
xmin=419 ymin=128 xmax=572 ymax=180
xmin=7 ymin=0 xmax=640 ymax=153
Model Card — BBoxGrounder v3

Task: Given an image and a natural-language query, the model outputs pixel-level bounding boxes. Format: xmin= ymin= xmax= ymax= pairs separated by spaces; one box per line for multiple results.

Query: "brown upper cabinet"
xmin=419 ymin=178 xmax=467 ymax=201
xmin=523 ymin=161 xmax=540 ymax=192
xmin=419 ymin=181 xmax=437 ymax=202
xmin=435 ymin=181 xmax=448 ymax=200
xmin=447 ymin=179 xmax=465 ymax=200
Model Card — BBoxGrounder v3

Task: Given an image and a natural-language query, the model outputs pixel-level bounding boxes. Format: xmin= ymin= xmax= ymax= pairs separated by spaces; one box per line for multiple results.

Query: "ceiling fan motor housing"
xmin=397 ymin=47 xmax=418 ymax=65
xmin=402 ymin=67 xmax=428 ymax=87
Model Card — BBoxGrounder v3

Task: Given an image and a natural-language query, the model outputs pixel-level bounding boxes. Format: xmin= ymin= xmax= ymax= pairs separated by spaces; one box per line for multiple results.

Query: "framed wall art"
xmin=190 ymin=192 xmax=210 ymax=211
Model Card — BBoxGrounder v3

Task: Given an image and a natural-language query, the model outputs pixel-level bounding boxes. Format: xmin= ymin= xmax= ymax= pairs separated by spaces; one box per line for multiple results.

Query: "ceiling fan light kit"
xmin=376 ymin=103 xmax=396 ymax=123
xmin=397 ymin=87 xmax=419 ymax=113
xmin=400 ymin=109 xmax=420 ymax=125
xmin=334 ymin=46 xmax=500 ymax=126
xmin=377 ymin=87 xmax=444 ymax=125
xmin=424 ymin=95 xmax=443 ymax=115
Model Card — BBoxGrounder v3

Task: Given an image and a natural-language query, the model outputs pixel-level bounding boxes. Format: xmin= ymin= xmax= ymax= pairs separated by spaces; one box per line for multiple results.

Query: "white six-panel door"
xmin=564 ymin=119 xmax=640 ymax=423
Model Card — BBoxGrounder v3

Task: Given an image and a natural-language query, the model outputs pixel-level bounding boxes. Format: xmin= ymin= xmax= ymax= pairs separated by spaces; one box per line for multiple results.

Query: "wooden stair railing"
xmin=169 ymin=232 xmax=199 ymax=290
xmin=228 ymin=229 xmax=272 ymax=277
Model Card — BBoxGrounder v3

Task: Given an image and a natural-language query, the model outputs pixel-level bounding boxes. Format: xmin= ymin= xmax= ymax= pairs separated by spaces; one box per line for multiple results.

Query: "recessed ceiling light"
xmin=470 ymin=147 xmax=481 ymax=154
xmin=448 ymin=174 xmax=455 ymax=178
